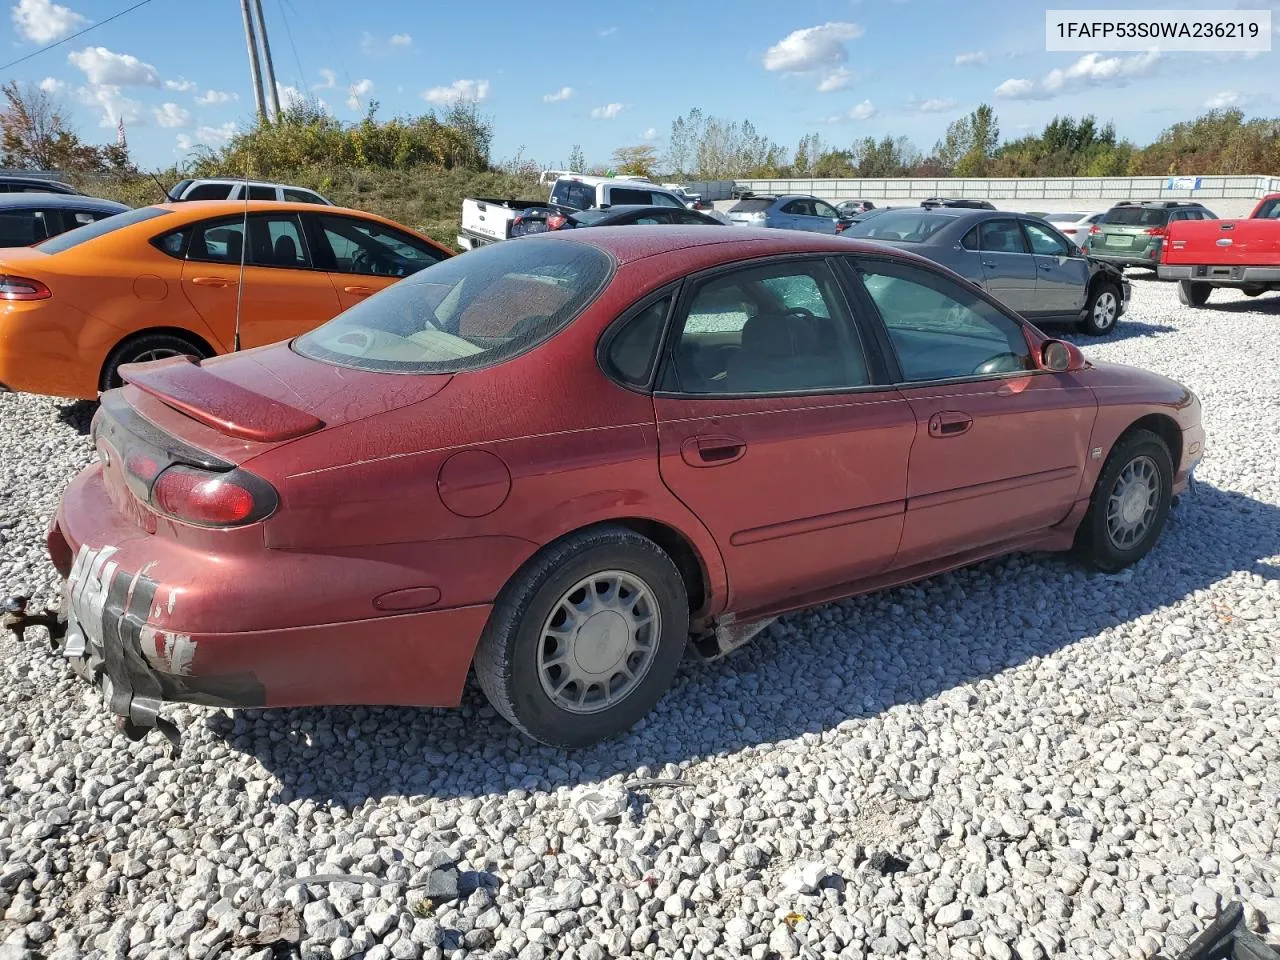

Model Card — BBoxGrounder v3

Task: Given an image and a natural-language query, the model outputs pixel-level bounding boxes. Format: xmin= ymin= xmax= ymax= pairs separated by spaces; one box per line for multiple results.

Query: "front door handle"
xmin=343 ymin=285 xmax=376 ymax=297
xmin=928 ymin=411 xmax=973 ymax=438
xmin=191 ymin=276 xmax=237 ymax=287
xmin=1038 ymin=262 xmax=1053 ymax=270
xmin=680 ymin=435 xmax=746 ymax=467
xmin=982 ymin=260 xmax=997 ymax=268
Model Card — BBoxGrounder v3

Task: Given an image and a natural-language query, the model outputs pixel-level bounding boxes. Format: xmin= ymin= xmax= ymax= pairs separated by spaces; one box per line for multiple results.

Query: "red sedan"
xmin=44 ymin=228 xmax=1203 ymax=748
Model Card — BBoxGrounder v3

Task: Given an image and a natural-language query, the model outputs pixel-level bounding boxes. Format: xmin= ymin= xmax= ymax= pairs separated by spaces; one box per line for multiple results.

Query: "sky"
xmin=3 ymin=0 xmax=1279 ymax=173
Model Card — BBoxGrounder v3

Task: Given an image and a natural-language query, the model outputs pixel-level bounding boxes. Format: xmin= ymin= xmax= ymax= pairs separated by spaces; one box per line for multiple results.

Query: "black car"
xmin=0 ymin=193 xmax=130 ymax=246
xmin=921 ymin=197 xmax=997 ymax=210
xmin=846 ymin=207 xmax=1130 ymax=335
xmin=513 ymin=204 xmax=726 ymax=236
xmin=0 ymin=175 xmax=81 ymax=196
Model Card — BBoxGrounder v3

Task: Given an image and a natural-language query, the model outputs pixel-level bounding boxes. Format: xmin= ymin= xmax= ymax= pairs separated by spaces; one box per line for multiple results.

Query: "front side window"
xmin=782 ymin=199 xmax=815 ymax=216
xmin=316 ymin=214 xmax=445 ymax=277
xmin=979 ymin=219 xmax=1030 ymax=254
xmin=668 ymin=260 xmax=870 ymax=395
xmin=294 ymin=239 xmax=612 ymax=373
xmin=813 ymin=200 xmax=839 ymax=219
xmin=854 ymin=259 xmax=1033 ymax=382
xmin=1022 ymin=221 xmax=1070 ymax=256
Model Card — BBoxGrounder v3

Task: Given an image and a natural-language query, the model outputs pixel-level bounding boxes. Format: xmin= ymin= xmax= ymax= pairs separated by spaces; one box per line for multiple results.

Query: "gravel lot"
xmin=2 ymin=276 xmax=1278 ymax=960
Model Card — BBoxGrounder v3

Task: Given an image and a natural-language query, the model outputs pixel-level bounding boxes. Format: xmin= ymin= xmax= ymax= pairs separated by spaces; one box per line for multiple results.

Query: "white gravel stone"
xmin=1 ymin=280 xmax=1278 ymax=960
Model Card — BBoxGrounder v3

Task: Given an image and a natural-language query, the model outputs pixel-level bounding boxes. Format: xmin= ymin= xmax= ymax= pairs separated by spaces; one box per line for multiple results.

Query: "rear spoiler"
xmin=119 ymin=355 xmax=324 ymax=443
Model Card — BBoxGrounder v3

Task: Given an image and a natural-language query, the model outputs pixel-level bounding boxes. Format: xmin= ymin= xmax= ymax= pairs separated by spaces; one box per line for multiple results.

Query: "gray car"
xmin=726 ymin=194 xmax=841 ymax=233
xmin=845 ymin=208 xmax=1131 ymax=336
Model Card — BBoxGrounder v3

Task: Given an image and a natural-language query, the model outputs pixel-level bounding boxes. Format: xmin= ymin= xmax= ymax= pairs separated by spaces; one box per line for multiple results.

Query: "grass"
xmin=72 ymin=166 xmax=545 ymax=252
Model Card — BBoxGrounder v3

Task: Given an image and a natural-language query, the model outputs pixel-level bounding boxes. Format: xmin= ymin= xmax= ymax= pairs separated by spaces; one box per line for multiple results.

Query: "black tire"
xmin=101 ymin=332 xmax=209 ymax=392
xmin=1074 ymin=429 xmax=1174 ymax=573
xmin=1177 ymin=280 xmax=1211 ymax=307
xmin=1242 ymin=285 xmax=1266 ymax=298
xmin=473 ymin=525 xmax=689 ymax=747
xmin=1079 ymin=281 xmax=1122 ymax=336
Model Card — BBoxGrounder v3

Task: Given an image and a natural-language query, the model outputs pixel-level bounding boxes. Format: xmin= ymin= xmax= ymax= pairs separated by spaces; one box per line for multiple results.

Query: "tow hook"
xmin=116 ymin=715 xmax=183 ymax=759
xmin=3 ymin=595 xmax=67 ymax=650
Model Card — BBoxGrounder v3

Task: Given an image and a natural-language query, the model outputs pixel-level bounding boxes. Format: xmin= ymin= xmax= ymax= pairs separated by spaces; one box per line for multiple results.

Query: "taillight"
xmin=0 ymin=275 xmax=51 ymax=301
xmin=835 ymin=222 xmax=848 ymax=233
xmin=150 ymin=465 xmax=277 ymax=527
xmin=547 ymin=215 xmax=567 ymax=230
xmin=1089 ymin=225 xmax=1101 ymax=235
xmin=1145 ymin=226 xmax=1165 ymax=237
xmin=512 ymin=215 xmax=524 ymax=226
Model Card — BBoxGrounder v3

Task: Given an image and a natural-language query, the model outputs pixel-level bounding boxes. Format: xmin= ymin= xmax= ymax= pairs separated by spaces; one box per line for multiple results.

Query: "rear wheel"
xmin=1242 ymin=285 xmax=1266 ymax=298
xmin=1075 ymin=429 xmax=1174 ymax=573
xmin=473 ymin=525 xmax=689 ymax=747
xmin=1177 ymin=280 xmax=1211 ymax=307
xmin=100 ymin=332 xmax=210 ymax=392
xmin=1079 ymin=282 xmax=1121 ymax=336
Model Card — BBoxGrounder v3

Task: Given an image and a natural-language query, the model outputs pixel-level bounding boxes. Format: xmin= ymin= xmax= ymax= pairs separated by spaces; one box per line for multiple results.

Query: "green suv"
xmin=1084 ymin=201 xmax=1217 ymax=270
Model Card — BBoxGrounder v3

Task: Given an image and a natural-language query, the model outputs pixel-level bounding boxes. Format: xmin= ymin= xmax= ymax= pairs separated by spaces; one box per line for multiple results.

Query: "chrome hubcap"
xmin=1094 ymin=292 xmax=1118 ymax=328
xmin=134 ymin=348 xmax=182 ymax=364
xmin=537 ymin=570 xmax=660 ymax=714
xmin=1106 ymin=455 xmax=1159 ymax=549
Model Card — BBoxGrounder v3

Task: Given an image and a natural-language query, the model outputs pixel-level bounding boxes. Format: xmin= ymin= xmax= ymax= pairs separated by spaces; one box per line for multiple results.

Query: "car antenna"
xmin=231 ymin=165 xmax=250 ymax=352
xmin=146 ymin=169 xmax=169 ymax=202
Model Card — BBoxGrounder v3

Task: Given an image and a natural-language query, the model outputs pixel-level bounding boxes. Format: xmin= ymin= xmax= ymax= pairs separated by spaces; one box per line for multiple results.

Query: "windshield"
xmin=294 ymin=238 xmax=613 ymax=374
xmin=846 ymin=210 xmax=957 ymax=242
xmin=1103 ymin=206 xmax=1170 ymax=226
xmin=36 ymin=205 xmax=170 ymax=254
xmin=1255 ymin=198 xmax=1280 ymax=219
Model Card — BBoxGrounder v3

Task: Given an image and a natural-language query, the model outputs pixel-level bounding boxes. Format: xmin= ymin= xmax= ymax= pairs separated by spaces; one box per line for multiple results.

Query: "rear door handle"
xmin=1038 ymin=262 xmax=1053 ymax=270
xmin=191 ymin=276 xmax=237 ymax=287
xmin=343 ymin=285 xmax=377 ymax=296
xmin=928 ymin=411 xmax=973 ymax=438
xmin=680 ymin=435 xmax=746 ymax=467
xmin=982 ymin=261 xmax=997 ymax=268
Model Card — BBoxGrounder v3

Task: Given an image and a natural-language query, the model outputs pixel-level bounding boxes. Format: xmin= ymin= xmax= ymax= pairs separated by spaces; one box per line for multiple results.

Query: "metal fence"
xmin=731 ymin=175 xmax=1280 ymax=203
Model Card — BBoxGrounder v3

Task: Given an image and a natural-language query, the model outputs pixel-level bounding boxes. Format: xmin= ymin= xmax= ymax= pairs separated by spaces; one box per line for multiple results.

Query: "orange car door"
xmin=180 ymin=212 xmax=342 ymax=349
xmin=307 ymin=212 xmax=450 ymax=312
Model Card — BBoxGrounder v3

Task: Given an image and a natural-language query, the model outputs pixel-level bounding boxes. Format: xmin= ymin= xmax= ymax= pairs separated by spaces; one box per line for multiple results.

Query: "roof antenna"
xmin=231 ymin=164 xmax=250 ymax=352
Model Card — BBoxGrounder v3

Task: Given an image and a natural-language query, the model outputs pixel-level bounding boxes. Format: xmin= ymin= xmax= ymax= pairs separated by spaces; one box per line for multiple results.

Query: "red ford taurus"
xmin=44 ymin=228 xmax=1203 ymax=748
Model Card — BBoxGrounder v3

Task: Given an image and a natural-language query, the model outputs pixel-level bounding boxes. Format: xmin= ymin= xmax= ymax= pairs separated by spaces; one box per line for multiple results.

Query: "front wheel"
xmin=474 ymin=526 xmax=689 ymax=747
xmin=1177 ymin=280 xmax=1211 ymax=307
xmin=1075 ymin=429 xmax=1174 ymax=573
xmin=1079 ymin=282 xmax=1121 ymax=336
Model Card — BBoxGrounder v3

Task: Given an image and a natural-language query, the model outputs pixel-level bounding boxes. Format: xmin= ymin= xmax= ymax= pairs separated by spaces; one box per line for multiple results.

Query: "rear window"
xmin=728 ymin=198 xmax=774 ymax=213
xmin=846 ymin=210 xmax=957 ymax=242
xmin=1103 ymin=206 xmax=1170 ymax=227
xmin=1043 ymin=213 xmax=1083 ymax=223
xmin=36 ymin=206 xmax=171 ymax=254
xmin=550 ymin=179 xmax=597 ymax=212
xmin=294 ymin=239 xmax=613 ymax=374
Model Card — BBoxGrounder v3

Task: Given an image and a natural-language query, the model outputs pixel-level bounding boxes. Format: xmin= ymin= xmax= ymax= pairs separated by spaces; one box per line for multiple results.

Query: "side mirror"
xmin=1041 ymin=339 xmax=1085 ymax=373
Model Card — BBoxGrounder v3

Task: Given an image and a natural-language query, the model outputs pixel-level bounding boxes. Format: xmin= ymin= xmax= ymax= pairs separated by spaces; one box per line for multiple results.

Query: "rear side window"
xmin=551 ymin=179 xmax=597 ymax=212
xmin=1257 ymin=198 xmax=1280 ymax=220
xmin=316 ymin=214 xmax=446 ymax=276
xmin=38 ymin=205 xmax=171 ymax=254
xmin=728 ymin=198 xmax=774 ymax=213
xmin=609 ymin=187 xmax=652 ymax=206
xmin=284 ymin=188 xmax=325 ymax=204
xmin=183 ymin=213 xmax=311 ymax=267
xmin=248 ymin=186 xmax=275 ymax=201
xmin=650 ymin=192 xmax=684 ymax=208
xmin=1103 ymin=206 xmax=1169 ymax=227
xmin=605 ymin=295 xmax=671 ymax=386
xmin=979 ymin=219 xmax=1030 ymax=254
xmin=183 ymin=183 xmax=233 ymax=201
xmin=295 ymin=239 xmax=612 ymax=374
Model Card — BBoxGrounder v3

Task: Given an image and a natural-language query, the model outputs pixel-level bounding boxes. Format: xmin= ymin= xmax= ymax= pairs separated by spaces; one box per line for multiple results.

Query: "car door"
xmin=1022 ymin=219 xmax=1089 ymax=318
xmin=976 ymin=218 xmax=1039 ymax=315
xmin=179 ymin=212 xmax=343 ymax=349
xmin=653 ymin=257 xmax=915 ymax=614
xmin=848 ymin=256 xmax=1097 ymax=568
xmin=308 ymin=212 xmax=449 ymax=311
xmin=777 ymin=199 xmax=812 ymax=231
xmin=812 ymin=199 xmax=841 ymax=235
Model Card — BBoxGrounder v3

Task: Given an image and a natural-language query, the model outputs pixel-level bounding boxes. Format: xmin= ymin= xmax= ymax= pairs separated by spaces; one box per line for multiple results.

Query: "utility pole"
xmin=250 ymin=0 xmax=282 ymax=122
xmin=239 ymin=0 xmax=268 ymax=123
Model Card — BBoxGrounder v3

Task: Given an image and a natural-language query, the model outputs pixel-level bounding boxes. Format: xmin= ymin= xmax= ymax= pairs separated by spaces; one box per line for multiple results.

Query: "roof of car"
xmin=0 ymin=175 xmax=77 ymax=189
xmin=0 ymin=193 xmax=128 ymax=211
xmin=183 ymin=178 xmax=319 ymax=191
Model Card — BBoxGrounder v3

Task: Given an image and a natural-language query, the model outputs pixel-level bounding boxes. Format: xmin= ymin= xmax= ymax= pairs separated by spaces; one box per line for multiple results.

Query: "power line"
xmin=0 ymin=0 xmax=156 ymax=73
xmin=274 ymin=0 xmax=309 ymax=96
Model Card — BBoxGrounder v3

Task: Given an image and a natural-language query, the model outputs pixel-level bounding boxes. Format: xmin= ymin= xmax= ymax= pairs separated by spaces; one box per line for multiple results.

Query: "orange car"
xmin=0 ymin=201 xmax=453 ymax=399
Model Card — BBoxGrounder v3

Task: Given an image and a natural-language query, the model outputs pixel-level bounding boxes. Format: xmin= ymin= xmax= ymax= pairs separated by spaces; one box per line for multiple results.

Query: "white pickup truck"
xmin=458 ymin=175 xmax=700 ymax=250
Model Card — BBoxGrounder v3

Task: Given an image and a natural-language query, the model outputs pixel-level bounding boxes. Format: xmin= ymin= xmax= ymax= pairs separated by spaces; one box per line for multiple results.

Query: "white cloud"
xmin=763 ymin=22 xmax=863 ymax=73
xmin=422 ymin=78 xmax=490 ymax=105
xmin=819 ymin=114 xmax=844 ymax=124
xmin=361 ymin=31 xmax=411 ymax=55
xmin=195 ymin=88 xmax=238 ymax=106
xmin=641 ymin=127 xmax=658 ymax=141
xmin=598 ymin=26 xmax=617 ymax=36
xmin=590 ymin=102 xmax=624 ymax=120
xmin=1204 ymin=90 xmax=1240 ymax=108
xmin=314 ymin=68 xmax=338 ymax=90
xmin=346 ymin=78 xmax=373 ymax=111
xmin=176 ymin=121 xmax=237 ymax=153
xmin=995 ymin=50 xmax=1160 ymax=100
xmin=152 ymin=102 xmax=190 ymax=128
xmin=276 ymin=82 xmax=308 ymax=110
xmin=917 ymin=97 xmax=958 ymax=112
xmin=389 ymin=33 xmax=411 ymax=46
xmin=38 ymin=76 xmax=65 ymax=94
xmin=817 ymin=66 xmax=854 ymax=92
xmin=543 ymin=86 xmax=575 ymax=102
xmin=11 ymin=0 xmax=85 ymax=44
xmin=67 ymin=46 xmax=160 ymax=86
xmin=850 ymin=99 xmax=876 ymax=121
xmin=76 ymin=83 xmax=142 ymax=128
xmin=954 ymin=51 xmax=988 ymax=66
xmin=164 ymin=77 xmax=196 ymax=92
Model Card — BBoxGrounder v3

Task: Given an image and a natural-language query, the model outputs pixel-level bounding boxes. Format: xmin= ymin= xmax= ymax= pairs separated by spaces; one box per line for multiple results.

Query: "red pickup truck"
xmin=1159 ymin=193 xmax=1280 ymax=306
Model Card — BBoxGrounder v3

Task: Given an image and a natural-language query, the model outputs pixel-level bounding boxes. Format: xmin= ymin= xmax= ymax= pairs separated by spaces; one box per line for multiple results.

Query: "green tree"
xmin=0 ymin=80 xmax=127 ymax=172
xmin=936 ymin=104 xmax=999 ymax=176
xmin=611 ymin=144 xmax=659 ymax=177
xmin=567 ymin=144 xmax=586 ymax=172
